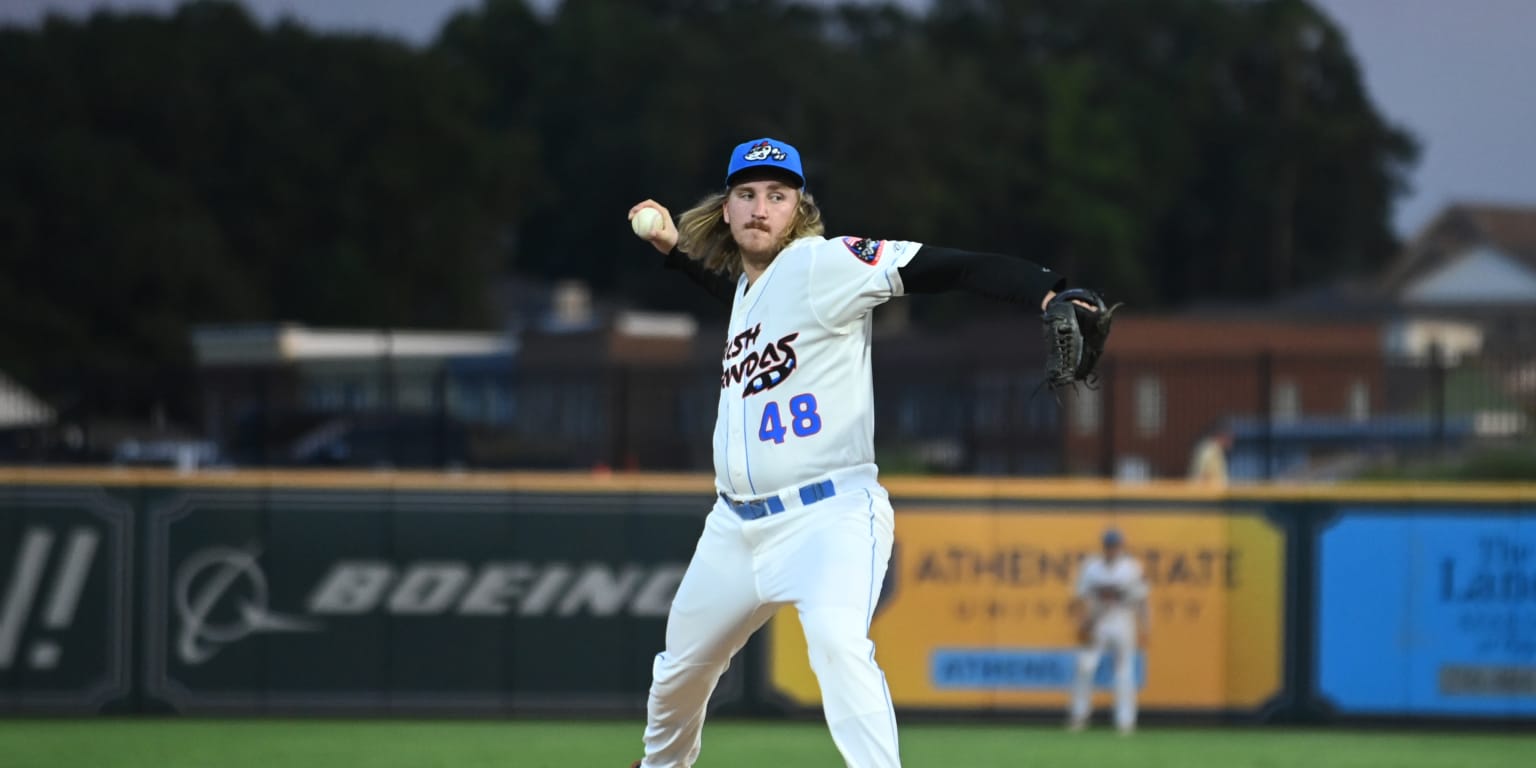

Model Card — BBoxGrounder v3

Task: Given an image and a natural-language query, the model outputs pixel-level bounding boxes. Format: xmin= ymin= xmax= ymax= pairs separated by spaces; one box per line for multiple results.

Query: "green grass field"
xmin=0 ymin=718 xmax=1529 ymax=768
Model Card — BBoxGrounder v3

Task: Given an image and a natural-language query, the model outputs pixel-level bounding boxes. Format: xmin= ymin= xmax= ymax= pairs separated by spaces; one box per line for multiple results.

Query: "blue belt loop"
xmin=799 ymin=479 xmax=834 ymax=506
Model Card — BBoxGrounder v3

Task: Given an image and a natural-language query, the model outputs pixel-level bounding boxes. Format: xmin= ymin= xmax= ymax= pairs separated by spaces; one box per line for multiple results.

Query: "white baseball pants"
xmin=640 ymin=484 xmax=899 ymax=768
xmin=1069 ymin=610 xmax=1139 ymax=731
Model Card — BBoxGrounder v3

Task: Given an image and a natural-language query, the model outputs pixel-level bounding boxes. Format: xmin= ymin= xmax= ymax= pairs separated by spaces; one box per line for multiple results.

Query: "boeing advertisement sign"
xmin=142 ymin=488 xmax=709 ymax=714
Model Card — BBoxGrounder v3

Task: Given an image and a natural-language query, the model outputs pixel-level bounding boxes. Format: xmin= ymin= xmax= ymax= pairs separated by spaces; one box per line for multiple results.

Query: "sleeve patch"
xmin=841 ymin=237 xmax=884 ymax=266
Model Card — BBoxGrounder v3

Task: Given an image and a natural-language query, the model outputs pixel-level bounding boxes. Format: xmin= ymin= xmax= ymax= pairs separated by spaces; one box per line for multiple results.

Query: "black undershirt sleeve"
xmin=897 ymin=245 xmax=1066 ymax=307
xmin=663 ymin=248 xmax=737 ymax=306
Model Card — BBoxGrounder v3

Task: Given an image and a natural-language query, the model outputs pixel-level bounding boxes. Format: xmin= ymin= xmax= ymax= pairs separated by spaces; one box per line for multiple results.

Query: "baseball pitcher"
xmin=624 ymin=137 xmax=1114 ymax=768
xmin=1068 ymin=527 xmax=1149 ymax=734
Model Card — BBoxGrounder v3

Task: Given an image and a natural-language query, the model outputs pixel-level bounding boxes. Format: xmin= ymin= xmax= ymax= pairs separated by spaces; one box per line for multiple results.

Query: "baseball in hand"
xmin=631 ymin=207 xmax=662 ymax=239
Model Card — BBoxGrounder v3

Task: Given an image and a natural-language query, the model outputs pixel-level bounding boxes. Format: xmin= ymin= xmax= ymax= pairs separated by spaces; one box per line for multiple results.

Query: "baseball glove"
xmin=1093 ymin=585 xmax=1126 ymax=602
xmin=1042 ymin=288 xmax=1120 ymax=391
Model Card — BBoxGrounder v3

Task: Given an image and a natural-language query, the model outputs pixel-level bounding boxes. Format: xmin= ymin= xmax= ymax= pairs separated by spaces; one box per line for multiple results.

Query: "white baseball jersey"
xmin=1075 ymin=554 xmax=1147 ymax=620
xmin=713 ymin=234 xmax=921 ymax=497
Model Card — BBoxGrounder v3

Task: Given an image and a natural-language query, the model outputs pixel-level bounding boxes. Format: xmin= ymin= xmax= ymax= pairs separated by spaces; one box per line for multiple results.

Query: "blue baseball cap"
xmin=725 ymin=137 xmax=805 ymax=189
xmin=1102 ymin=528 xmax=1124 ymax=547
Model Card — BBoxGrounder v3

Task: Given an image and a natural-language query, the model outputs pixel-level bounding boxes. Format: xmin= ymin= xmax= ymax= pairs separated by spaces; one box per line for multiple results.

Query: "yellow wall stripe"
xmin=0 ymin=467 xmax=1531 ymax=502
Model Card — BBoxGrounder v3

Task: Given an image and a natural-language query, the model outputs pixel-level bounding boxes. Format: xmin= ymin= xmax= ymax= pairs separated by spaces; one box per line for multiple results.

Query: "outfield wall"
xmin=0 ymin=468 xmax=1531 ymax=723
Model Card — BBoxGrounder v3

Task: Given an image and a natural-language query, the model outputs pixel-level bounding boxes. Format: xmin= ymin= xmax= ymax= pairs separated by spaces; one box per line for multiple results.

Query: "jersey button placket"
xmin=728 ymin=419 xmax=748 ymax=490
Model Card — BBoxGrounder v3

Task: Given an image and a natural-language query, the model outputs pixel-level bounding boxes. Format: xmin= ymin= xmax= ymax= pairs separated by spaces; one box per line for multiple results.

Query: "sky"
xmin=3 ymin=0 xmax=1533 ymax=237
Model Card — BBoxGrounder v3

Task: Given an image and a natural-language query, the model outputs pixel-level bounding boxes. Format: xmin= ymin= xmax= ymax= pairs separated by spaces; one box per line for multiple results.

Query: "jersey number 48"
xmin=758 ymin=393 xmax=822 ymax=444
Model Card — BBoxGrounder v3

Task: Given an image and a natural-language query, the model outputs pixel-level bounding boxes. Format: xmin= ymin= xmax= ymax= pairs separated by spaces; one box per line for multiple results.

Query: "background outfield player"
xmin=624 ymin=137 xmax=1098 ymax=768
xmin=1068 ymin=527 xmax=1149 ymax=734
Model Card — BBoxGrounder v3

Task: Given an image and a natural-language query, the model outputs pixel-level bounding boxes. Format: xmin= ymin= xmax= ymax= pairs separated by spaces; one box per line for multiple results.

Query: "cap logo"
xmin=743 ymin=141 xmax=788 ymax=162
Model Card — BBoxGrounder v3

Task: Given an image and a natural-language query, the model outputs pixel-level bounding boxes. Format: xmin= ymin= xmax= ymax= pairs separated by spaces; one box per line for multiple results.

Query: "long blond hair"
xmin=675 ymin=190 xmax=825 ymax=278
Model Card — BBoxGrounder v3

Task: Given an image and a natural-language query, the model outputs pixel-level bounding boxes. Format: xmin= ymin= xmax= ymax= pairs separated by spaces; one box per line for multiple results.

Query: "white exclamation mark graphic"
xmin=31 ymin=528 xmax=98 ymax=669
xmin=0 ymin=528 xmax=53 ymax=670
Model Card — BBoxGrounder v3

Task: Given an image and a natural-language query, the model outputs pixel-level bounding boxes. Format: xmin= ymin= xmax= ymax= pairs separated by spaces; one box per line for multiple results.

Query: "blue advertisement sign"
xmin=1317 ymin=511 xmax=1535 ymax=716
xmin=931 ymin=648 xmax=1146 ymax=690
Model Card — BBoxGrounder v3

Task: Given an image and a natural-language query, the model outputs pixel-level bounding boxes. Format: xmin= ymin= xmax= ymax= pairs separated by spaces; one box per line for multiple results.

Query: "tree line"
xmin=0 ymin=0 xmax=1416 ymax=419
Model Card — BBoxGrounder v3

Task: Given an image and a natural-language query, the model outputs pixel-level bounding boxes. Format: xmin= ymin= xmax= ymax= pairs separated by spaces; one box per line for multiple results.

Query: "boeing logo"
xmin=174 ymin=547 xmax=319 ymax=665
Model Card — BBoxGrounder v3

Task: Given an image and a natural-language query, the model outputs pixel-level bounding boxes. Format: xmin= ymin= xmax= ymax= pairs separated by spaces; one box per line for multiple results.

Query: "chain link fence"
xmin=3 ymin=350 xmax=1532 ymax=480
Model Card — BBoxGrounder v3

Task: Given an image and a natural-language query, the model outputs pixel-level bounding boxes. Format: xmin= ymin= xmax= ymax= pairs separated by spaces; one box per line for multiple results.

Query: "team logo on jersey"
xmin=842 ymin=237 xmax=883 ymax=265
xmin=742 ymin=141 xmax=788 ymax=162
xmin=721 ymin=328 xmax=799 ymax=398
xmin=722 ymin=323 xmax=763 ymax=361
xmin=741 ymin=334 xmax=798 ymax=397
